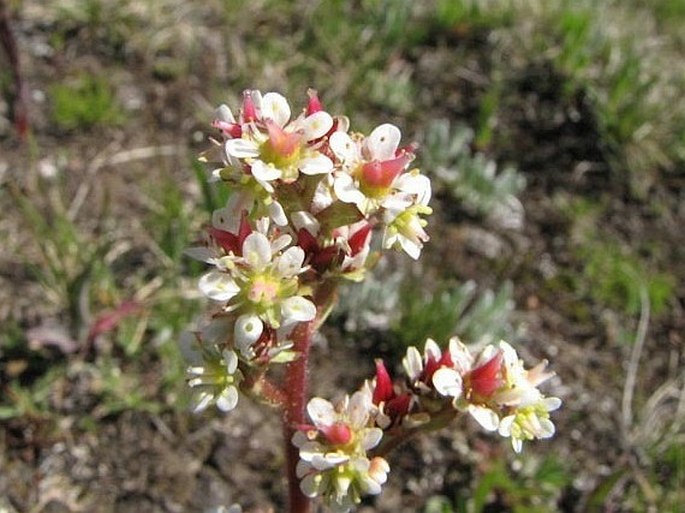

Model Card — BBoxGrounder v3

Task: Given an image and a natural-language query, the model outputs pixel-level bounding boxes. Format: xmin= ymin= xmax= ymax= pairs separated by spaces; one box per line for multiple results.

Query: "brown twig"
xmin=0 ymin=0 xmax=29 ymax=140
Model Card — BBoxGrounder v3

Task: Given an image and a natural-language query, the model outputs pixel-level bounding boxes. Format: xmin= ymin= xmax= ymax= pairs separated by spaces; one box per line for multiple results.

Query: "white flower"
xmin=185 ymin=335 xmax=241 ymax=414
xmin=198 ymin=230 xmax=315 ymax=358
xmin=498 ymin=396 xmax=562 ymax=452
xmin=330 ymin=124 xmax=415 ymax=215
xmin=294 ymin=389 xmax=390 ymax=512
xmin=402 ymin=337 xmax=471 ymax=393
xmin=382 ymin=172 xmax=432 ymax=259
xmin=223 ymin=92 xmax=334 ymax=187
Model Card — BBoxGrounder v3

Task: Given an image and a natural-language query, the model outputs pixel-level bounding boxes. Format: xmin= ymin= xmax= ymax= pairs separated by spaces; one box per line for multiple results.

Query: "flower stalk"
xmin=283 ymin=320 xmax=315 ymax=513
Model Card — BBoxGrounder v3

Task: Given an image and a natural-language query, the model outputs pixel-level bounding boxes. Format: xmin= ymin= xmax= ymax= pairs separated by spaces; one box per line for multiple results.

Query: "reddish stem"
xmin=0 ymin=0 xmax=29 ymax=140
xmin=282 ymin=320 xmax=315 ymax=513
xmin=282 ymin=280 xmax=338 ymax=513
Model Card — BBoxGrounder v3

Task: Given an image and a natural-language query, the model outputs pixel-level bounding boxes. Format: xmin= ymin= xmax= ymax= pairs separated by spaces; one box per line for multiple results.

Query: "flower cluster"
xmin=294 ymin=337 xmax=560 ymax=509
xmin=293 ymin=389 xmax=390 ymax=512
xmin=200 ymin=89 xmax=432 ymax=275
xmin=184 ymin=89 xmax=433 ymax=414
xmin=375 ymin=337 xmax=562 ymax=453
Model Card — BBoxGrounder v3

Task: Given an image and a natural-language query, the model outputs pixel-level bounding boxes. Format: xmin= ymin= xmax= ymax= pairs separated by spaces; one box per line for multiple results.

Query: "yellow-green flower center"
xmin=247 ymin=274 xmax=281 ymax=304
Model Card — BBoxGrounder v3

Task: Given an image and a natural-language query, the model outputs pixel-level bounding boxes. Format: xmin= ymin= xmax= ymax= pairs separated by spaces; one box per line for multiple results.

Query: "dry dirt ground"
xmin=1 ymin=3 xmax=684 ymax=513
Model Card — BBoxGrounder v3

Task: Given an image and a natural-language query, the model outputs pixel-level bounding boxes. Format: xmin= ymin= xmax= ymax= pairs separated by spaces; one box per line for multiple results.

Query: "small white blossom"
xmin=294 ymin=389 xmax=390 ymax=512
xmin=185 ymin=337 xmax=241 ymax=414
xmin=198 ymin=230 xmax=315 ymax=357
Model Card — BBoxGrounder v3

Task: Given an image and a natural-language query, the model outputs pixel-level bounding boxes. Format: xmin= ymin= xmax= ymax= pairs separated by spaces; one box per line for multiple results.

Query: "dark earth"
xmin=1 ymin=3 xmax=684 ymax=512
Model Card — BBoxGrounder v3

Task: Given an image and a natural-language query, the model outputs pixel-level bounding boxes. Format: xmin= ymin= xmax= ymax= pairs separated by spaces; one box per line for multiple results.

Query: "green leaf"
xmin=315 ymin=202 xmax=363 ymax=234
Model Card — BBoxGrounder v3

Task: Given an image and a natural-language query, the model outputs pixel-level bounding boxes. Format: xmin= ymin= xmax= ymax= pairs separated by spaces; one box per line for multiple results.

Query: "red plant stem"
xmin=282 ymin=280 xmax=337 ymax=513
xmin=282 ymin=320 xmax=315 ymax=513
xmin=0 ymin=0 xmax=29 ymax=140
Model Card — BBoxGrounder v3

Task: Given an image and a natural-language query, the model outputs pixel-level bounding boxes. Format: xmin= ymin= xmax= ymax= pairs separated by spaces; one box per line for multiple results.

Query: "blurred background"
xmin=1 ymin=1 xmax=684 ymax=512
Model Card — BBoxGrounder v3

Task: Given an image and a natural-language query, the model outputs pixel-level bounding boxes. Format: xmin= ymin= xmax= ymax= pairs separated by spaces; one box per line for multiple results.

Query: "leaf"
xmin=316 ymin=202 xmax=363 ymax=234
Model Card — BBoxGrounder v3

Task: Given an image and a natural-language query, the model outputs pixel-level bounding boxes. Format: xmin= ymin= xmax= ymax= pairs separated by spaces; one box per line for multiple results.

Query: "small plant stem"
xmin=282 ymin=280 xmax=338 ymax=513
xmin=282 ymin=320 xmax=315 ymax=513
xmin=374 ymin=408 xmax=458 ymax=458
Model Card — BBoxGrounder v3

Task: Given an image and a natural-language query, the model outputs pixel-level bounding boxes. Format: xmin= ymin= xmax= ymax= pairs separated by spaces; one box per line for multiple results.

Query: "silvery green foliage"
xmin=337 ymin=264 xmax=515 ymax=351
xmin=395 ymin=279 xmax=516 ymax=350
xmin=336 ymin=260 xmax=405 ymax=332
xmin=423 ymin=119 xmax=526 ymax=230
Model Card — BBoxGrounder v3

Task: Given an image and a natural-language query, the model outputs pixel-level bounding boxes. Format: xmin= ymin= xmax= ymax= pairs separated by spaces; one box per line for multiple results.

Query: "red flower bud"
xmin=209 ymin=212 xmax=252 ymax=255
xmin=373 ymin=359 xmax=394 ymax=405
xmin=468 ymin=351 xmax=504 ymax=398
xmin=211 ymin=119 xmax=242 ymax=138
xmin=386 ymin=393 xmax=411 ymax=418
xmin=321 ymin=422 xmax=353 ymax=445
xmin=306 ymin=88 xmax=323 ymax=115
xmin=360 ymin=153 xmax=412 ymax=190
xmin=242 ymin=90 xmax=257 ymax=122
xmin=348 ymin=222 xmax=372 ymax=256
xmin=423 ymin=354 xmax=441 ymax=383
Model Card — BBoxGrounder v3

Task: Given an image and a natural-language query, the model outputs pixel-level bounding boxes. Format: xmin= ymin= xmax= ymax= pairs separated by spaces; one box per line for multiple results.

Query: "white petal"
xmin=538 ymin=418 xmax=556 ymax=438
xmin=359 ymin=428 xmax=383 ymax=450
xmin=302 ymin=111 xmax=334 ymax=140
xmin=360 ymin=475 xmax=382 ymax=495
xmin=292 ymin=431 xmax=309 ymax=449
xmin=261 ymin=92 xmax=291 ymax=127
xmin=311 ymin=452 xmax=349 ymax=470
xmin=395 ymin=173 xmax=432 ymax=205
xmin=333 ymin=173 xmax=365 ymax=204
xmin=424 ymin=338 xmax=442 ymax=361
xmin=398 ymin=234 xmax=422 ymax=260
xmin=269 ymin=201 xmax=288 ymax=226
xmin=329 ymin=131 xmax=359 ymax=163
xmin=184 ymin=246 xmax=216 ymax=263
xmin=291 ymin=211 xmax=320 ymax=236
xmin=300 ymin=473 xmax=322 ymax=498
xmin=468 ymin=405 xmax=499 ymax=432
xmin=348 ymin=390 xmax=372 ymax=428
xmin=277 ymin=246 xmax=306 ymax=276
xmin=242 ymin=232 xmax=272 ymax=270
xmin=225 ymin=138 xmax=260 ymax=158
xmin=234 ymin=314 xmax=263 ymax=350
xmin=498 ymin=414 xmax=515 ymax=436
xmin=281 ymin=296 xmax=317 ymax=323
xmin=199 ymin=271 xmax=240 ymax=302
xmin=447 ymin=336 xmax=474 ymax=374
xmin=191 ymin=391 xmax=214 ymax=413
xmin=216 ymin=386 xmax=239 ymax=411
xmin=299 ymin=440 xmax=324 ymax=462
xmin=215 ymin=103 xmax=235 ymax=123
xmin=251 ymin=160 xmax=282 ymax=181
xmin=249 ymin=89 xmax=263 ymax=112
xmin=212 ymin=206 xmax=239 ymax=233
xmin=296 ymin=459 xmax=312 ymax=477
xmin=225 ymin=191 xmax=255 ymax=225
xmin=307 ymin=397 xmax=336 ymax=426
xmin=402 ymin=346 xmax=423 ymax=381
xmin=511 ymin=437 xmax=523 ymax=453
xmin=367 ymin=123 xmax=401 ymax=161
xmin=432 ymin=368 xmax=463 ymax=399
xmin=222 ymin=349 xmax=238 ymax=374
xmin=271 ymin=233 xmax=293 ymax=254
xmin=543 ymin=396 xmax=563 ymax=412
xmin=299 ymin=154 xmax=334 ymax=175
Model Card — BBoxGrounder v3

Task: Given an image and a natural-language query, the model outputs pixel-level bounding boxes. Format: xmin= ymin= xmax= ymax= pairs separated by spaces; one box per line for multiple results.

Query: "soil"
xmin=1 ymin=7 xmax=684 ymax=513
